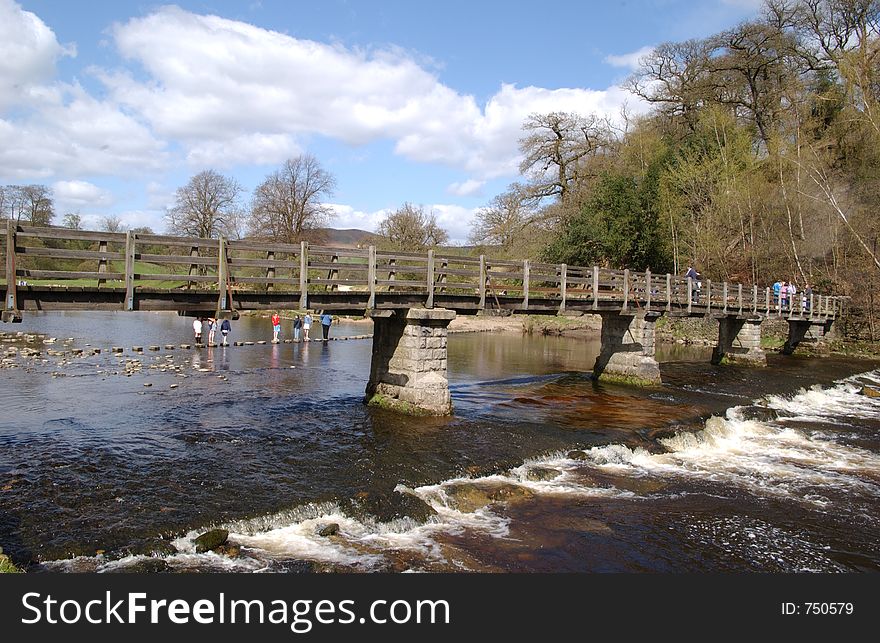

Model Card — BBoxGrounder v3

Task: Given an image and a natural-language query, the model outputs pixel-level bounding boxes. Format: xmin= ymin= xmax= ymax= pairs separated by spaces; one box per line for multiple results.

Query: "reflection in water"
xmin=1 ymin=311 xmax=878 ymax=573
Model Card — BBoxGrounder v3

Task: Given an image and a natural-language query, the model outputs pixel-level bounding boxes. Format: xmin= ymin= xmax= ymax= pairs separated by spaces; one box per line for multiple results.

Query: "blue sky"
xmin=1 ymin=0 xmax=762 ymax=242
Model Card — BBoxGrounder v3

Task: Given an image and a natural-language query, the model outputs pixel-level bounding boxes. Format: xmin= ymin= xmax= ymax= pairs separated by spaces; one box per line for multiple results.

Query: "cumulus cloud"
xmin=327 ymin=204 xmax=390 ymax=233
xmin=105 ymin=6 xmax=643 ymax=180
xmin=52 ymin=180 xmax=113 ymax=208
xmin=604 ymin=45 xmax=655 ymax=71
xmin=447 ymin=179 xmax=485 ymax=197
xmin=0 ymin=0 xmax=74 ymax=109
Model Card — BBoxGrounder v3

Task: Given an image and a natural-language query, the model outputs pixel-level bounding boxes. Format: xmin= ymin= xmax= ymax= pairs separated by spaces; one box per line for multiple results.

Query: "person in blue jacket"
xmin=320 ymin=312 xmax=332 ymax=342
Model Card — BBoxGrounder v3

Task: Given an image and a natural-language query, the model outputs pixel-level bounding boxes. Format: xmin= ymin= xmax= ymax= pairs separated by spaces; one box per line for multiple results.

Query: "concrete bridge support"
xmin=713 ymin=317 xmax=766 ymax=366
xmin=365 ymin=307 xmax=456 ymax=415
xmin=593 ymin=312 xmax=662 ymax=385
xmin=783 ymin=319 xmax=831 ymax=355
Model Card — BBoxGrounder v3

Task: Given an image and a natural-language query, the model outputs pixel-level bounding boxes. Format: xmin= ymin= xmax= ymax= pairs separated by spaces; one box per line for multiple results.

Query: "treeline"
xmin=470 ymin=0 xmax=880 ymax=339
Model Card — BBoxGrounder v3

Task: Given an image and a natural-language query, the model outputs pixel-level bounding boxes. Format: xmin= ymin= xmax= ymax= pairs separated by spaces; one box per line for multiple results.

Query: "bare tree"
xmin=248 ymin=155 xmax=336 ymax=243
xmin=12 ymin=185 xmax=54 ymax=226
xmin=101 ymin=215 xmax=123 ymax=233
xmin=469 ymin=183 xmax=537 ymax=249
xmin=518 ymin=112 xmax=614 ymax=203
xmin=377 ymin=203 xmax=448 ymax=251
xmin=62 ymin=212 xmax=82 ymax=229
xmin=166 ymin=170 xmax=243 ymax=238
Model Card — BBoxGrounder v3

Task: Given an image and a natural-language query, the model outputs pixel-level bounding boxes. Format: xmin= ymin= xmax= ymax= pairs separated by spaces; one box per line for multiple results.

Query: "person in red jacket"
xmin=271 ymin=312 xmax=281 ymax=343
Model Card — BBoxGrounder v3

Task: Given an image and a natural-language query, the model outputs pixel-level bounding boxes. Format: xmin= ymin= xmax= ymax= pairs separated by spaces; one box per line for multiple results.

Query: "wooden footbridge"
xmin=1 ymin=222 xmax=843 ymax=414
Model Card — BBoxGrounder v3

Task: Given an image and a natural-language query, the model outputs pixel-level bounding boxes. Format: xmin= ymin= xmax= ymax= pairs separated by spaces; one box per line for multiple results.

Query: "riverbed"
xmin=0 ymin=311 xmax=878 ymax=572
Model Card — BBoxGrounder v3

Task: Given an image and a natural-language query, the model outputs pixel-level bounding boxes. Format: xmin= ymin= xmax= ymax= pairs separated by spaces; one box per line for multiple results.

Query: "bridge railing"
xmin=0 ymin=222 xmax=842 ymax=320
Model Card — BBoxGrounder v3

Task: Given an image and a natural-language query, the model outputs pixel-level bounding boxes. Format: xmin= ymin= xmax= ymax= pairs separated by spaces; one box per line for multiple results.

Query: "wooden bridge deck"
xmin=1 ymin=222 xmax=842 ymax=321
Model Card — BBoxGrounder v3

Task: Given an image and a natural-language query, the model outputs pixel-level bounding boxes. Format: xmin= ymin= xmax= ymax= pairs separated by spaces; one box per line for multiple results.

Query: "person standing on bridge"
xmin=303 ymin=313 xmax=312 ymax=342
xmin=780 ymin=281 xmax=788 ymax=311
xmin=193 ymin=317 xmax=203 ymax=345
xmin=271 ymin=312 xmax=281 ymax=343
xmin=685 ymin=264 xmax=701 ymax=302
xmin=220 ymin=318 xmax=231 ymax=346
xmin=321 ymin=312 xmax=332 ymax=342
xmin=773 ymin=280 xmax=782 ymax=309
xmin=804 ymin=284 xmax=813 ymax=312
xmin=787 ymin=281 xmax=798 ymax=314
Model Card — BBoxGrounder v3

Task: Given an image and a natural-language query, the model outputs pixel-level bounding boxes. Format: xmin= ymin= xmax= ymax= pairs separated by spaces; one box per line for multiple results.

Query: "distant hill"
xmin=314 ymin=228 xmax=380 ymax=247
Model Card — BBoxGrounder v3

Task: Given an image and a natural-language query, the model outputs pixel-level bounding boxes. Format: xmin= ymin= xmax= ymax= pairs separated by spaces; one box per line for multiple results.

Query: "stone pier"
xmin=365 ymin=307 xmax=456 ymax=415
xmin=593 ymin=312 xmax=662 ymax=385
xmin=783 ymin=319 xmax=831 ymax=355
xmin=713 ymin=317 xmax=766 ymax=366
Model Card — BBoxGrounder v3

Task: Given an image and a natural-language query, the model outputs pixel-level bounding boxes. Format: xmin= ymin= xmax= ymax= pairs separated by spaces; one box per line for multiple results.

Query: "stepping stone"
xmin=180 ymin=344 xmax=191 ymax=349
xmin=165 ymin=345 xmax=175 ymax=350
xmin=132 ymin=346 xmax=144 ymax=352
xmin=257 ymin=341 xmax=267 ymax=345
xmin=112 ymin=347 xmax=124 ymax=353
xmin=149 ymin=346 xmax=160 ymax=351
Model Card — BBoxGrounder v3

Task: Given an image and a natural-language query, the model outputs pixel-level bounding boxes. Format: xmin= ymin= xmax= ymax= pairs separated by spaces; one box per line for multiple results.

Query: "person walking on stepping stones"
xmin=271 ymin=312 xmax=281 ymax=343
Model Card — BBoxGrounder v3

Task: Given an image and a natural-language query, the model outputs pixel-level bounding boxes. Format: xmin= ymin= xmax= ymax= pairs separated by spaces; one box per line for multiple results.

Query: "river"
xmin=0 ymin=311 xmax=878 ymax=572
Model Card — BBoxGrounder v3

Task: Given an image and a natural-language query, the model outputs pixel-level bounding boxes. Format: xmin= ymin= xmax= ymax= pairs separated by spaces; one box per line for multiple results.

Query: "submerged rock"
xmin=344 ymin=489 xmax=438 ymax=524
xmin=567 ymin=450 xmax=589 ymax=461
xmin=525 ymin=466 xmax=561 ymax=482
xmin=194 ymin=528 xmax=229 ymax=553
xmin=442 ymin=481 xmax=535 ymax=513
xmin=107 ymin=558 xmax=169 ymax=573
xmin=861 ymin=386 xmax=880 ymax=398
xmin=737 ymin=405 xmax=780 ymax=422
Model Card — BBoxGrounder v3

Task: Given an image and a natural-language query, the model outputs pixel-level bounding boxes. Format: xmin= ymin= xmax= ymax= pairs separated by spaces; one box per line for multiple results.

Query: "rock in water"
xmin=861 ymin=386 xmax=880 ymax=398
xmin=316 ymin=523 xmax=340 ymax=537
xmin=525 ymin=466 xmax=561 ymax=482
xmin=194 ymin=529 xmax=229 ymax=553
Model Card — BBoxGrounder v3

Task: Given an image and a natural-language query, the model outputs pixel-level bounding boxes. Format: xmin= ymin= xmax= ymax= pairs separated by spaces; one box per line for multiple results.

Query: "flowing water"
xmin=0 ymin=311 xmax=878 ymax=572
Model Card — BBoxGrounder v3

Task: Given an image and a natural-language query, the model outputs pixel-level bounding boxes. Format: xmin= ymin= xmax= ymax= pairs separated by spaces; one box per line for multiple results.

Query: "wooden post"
xmin=592 ymin=266 xmax=600 ymax=310
xmin=299 ymin=241 xmax=308 ymax=310
xmin=666 ymin=273 xmax=672 ymax=312
xmin=559 ymin=264 xmax=567 ymax=313
xmin=388 ymin=257 xmax=396 ymax=292
xmin=5 ymin=220 xmax=17 ymax=316
xmin=645 ymin=269 xmax=651 ymax=310
xmin=217 ymin=235 xmax=228 ymax=311
xmin=124 ymin=230 xmax=135 ymax=311
xmin=687 ymin=277 xmax=693 ymax=314
xmin=266 ymin=250 xmax=276 ymax=292
xmin=738 ymin=283 xmax=743 ymax=315
xmin=722 ymin=282 xmax=728 ymax=314
xmin=426 ymin=249 xmax=435 ymax=308
xmin=810 ymin=293 xmax=815 ymax=319
xmin=706 ymin=279 xmax=712 ymax=314
xmin=765 ymin=287 xmax=771 ymax=318
xmin=478 ymin=255 xmax=486 ymax=310
xmin=329 ymin=253 xmax=339 ymax=292
xmin=622 ymin=268 xmax=629 ymax=312
xmin=753 ymin=285 xmax=758 ymax=315
xmin=97 ymin=239 xmax=108 ymax=287
xmin=367 ymin=245 xmax=376 ymax=309
xmin=187 ymin=245 xmax=199 ymax=290
xmin=523 ymin=259 xmax=530 ymax=310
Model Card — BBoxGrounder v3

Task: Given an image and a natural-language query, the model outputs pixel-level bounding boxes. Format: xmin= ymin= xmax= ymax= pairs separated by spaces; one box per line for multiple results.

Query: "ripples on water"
xmin=0 ymin=312 xmax=879 ymax=572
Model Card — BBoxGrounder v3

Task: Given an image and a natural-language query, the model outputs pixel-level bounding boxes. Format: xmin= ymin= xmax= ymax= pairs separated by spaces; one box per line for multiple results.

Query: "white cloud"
xmin=447 ymin=179 xmax=485 ymax=197
xmin=429 ymin=204 xmax=478 ymax=245
xmin=105 ymin=6 xmax=644 ymax=181
xmin=52 ymin=180 xmax=113 ymax=209
xmin=604 ymin=45 xmax=655 ymax=71
xmin=0 ymin=0 xmax=75 ymax=109
xmin=326 ymin=203 xmax=390 ymax=233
